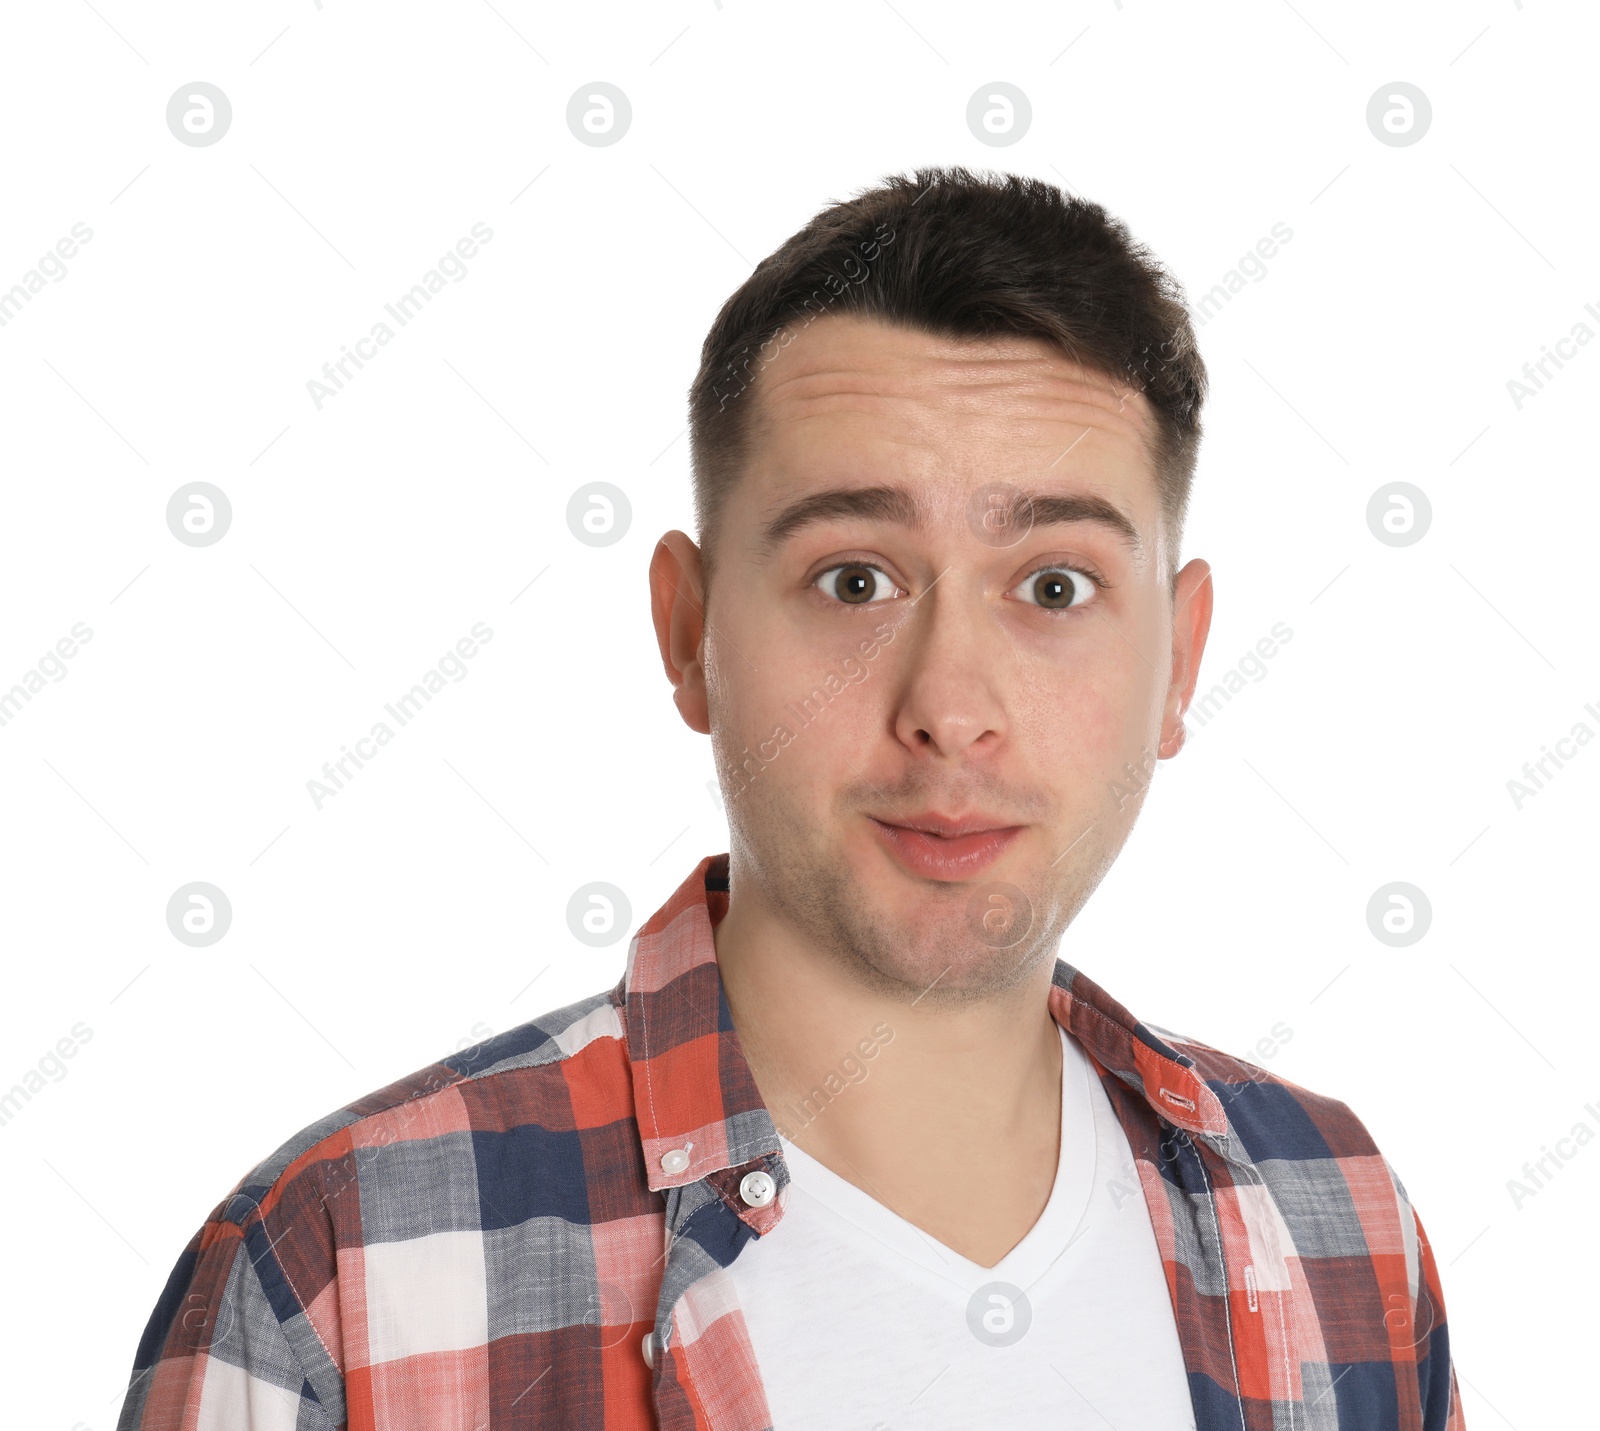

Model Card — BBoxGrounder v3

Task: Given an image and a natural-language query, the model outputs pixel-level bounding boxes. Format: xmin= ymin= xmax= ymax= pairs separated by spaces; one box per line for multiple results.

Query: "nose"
xmin=888 ymin=570 xmax=1009 ymax=762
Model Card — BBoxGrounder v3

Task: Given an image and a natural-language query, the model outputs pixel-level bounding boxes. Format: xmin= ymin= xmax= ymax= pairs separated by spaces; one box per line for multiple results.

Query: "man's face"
xmin=652 ymin=314 xmax=1212 ymax=1005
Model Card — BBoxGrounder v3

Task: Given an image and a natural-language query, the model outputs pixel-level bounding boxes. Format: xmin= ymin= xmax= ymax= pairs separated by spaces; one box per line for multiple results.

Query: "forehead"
xmin=743 ymin=314 xmax=1160 ymax=512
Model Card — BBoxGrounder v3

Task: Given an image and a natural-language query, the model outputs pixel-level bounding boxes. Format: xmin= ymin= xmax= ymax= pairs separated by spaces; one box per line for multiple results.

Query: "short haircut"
xmin=686 ymin=165 xmax=1208 ymax=601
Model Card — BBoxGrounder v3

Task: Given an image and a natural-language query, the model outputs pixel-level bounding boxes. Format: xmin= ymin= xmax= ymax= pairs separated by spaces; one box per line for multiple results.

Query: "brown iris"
xmin=831 ymin=564 xmax=879 ymax=604
xmin=1031 ymin=570 xmax=1077 ymax=609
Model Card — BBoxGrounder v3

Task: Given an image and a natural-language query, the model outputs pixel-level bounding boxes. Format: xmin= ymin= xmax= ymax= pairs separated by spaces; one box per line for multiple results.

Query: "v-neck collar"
xmin=771 ymin=1023 xmax=1098 ymax=1294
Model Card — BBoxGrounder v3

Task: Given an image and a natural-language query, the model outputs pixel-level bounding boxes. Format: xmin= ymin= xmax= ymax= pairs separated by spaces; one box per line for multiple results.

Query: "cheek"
xmin=720 ymin=635 xmax=891 ymax=784
xmin=1078 ymin=605 xmax=1172 ymax=717
xmin=1014 ymin=679 xmax=1124 ymax=774
xmin=1010 ymin=641 xmax=1164 ymax=808
xmin=707 ymin=643 xmax=819 ymax=742
xmin=781 ymin=661 xmax=886 ymax=756
xmin=707 ymin=668 xmax=784 ymax=759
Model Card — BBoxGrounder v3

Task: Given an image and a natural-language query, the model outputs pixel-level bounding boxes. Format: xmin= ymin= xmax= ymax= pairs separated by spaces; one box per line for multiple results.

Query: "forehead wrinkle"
xmin=754 ymin=314 xmax=1140 ymax=416
xmin=741 ymin=322 xmax=1166 ymax=555
xmin=763 ymin=392 xmax=1155 ymax=493
xmin=760 ymin=356 xmax=1154 ymax=455
xmin=762 ymin=351 xmax=1129 ymax=404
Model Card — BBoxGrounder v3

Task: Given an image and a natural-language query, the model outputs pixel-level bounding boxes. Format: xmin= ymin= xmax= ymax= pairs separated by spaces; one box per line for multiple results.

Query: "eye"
xmin=813 ymin=562 xmax=901 ymax=605
xmin=1011 ymin=564 xmax=1099 ymax=612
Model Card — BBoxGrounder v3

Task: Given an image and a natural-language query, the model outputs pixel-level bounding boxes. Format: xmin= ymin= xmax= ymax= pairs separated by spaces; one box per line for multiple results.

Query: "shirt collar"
xmin=616 ymin=852 xmax=1228 ymax=1195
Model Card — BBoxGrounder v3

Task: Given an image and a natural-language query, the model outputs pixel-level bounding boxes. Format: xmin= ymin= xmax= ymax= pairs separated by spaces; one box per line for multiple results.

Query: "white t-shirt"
xmin=726 ymin=1023 xmax=1197 ymax=1430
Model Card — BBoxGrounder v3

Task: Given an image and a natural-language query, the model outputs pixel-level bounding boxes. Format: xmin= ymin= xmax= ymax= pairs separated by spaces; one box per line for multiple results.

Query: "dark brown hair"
xmin=686 ymin=165 xmax=1207 ymax=600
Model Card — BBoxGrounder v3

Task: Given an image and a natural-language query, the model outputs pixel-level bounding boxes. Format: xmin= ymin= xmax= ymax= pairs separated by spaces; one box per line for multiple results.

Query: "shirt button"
xmin=641 ymin=1330 xmax=654 ymax=1365
xmin=739 ymin=1169 xmax=776 ymax=1208
xmin=659 ymin=1147 xmax=690 ymax=1175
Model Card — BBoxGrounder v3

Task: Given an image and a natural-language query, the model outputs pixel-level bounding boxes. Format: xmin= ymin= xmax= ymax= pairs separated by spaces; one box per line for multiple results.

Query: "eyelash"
xmin=1016 ymin=558 xmax=1109 ymax=607
xmin=811 ymin=558 xmax=1109 ymax=612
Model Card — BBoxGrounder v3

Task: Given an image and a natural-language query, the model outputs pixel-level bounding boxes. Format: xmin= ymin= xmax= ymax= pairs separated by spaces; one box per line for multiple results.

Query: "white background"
xmin=1 ymin=2 xmax=1593 ymax=1426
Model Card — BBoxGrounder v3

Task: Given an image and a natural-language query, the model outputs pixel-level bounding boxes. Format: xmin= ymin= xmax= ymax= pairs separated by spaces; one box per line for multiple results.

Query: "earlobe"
xmin=649 ymin=531 xmax=712 ymax=735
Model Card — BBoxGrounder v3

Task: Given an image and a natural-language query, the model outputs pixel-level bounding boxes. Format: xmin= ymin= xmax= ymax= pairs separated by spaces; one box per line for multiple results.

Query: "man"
xmin=118 ymin=167 xmax=1463 ymax=1429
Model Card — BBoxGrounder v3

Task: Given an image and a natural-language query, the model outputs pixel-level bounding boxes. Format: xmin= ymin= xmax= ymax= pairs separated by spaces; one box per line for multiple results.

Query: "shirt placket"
xmin=646 ymin=1154 xmax=787 ymax=1431
xmin=1205 ymin=1129 xmax=1319 ymax=1431
xmin=1182 ymin=1124 xmax=1314 ymax=1431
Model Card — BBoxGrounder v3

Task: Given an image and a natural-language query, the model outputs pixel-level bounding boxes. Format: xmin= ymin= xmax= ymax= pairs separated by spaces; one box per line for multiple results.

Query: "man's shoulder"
xmin=1144 ymin=1019 xmax=1394 ymax=1168
xmin=209 ymin=983 xmax=632 ymax=1235
xmin=124 ymin=985 xmax=640 ymax=1403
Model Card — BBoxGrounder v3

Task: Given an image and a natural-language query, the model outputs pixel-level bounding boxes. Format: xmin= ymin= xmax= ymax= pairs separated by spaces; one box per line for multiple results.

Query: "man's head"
xmin=650 ymin=167 xmax=1214 ymax=1007
xmin=686 ymin=166 xmax=1206 ymax=605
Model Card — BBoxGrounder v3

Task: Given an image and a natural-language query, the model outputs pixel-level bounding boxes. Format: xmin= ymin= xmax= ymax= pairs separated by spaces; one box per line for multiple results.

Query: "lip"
xmin=867 ymin=814 xmax=1024 ymax=882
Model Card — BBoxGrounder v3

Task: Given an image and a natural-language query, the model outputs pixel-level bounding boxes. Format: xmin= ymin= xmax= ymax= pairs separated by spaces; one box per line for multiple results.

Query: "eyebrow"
xmin=757 ymin=484 xmax=1143 ymax=554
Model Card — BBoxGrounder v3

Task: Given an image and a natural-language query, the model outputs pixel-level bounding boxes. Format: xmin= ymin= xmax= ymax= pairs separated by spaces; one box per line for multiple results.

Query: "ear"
xmin=649 ymin=531 xmax=711 ymax=735
xmin=1158 ymin=558 xmax=1213 ymax=759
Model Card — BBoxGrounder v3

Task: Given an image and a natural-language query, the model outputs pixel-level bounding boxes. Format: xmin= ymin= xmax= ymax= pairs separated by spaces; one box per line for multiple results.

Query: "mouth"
xmin=866 ymin=813 xmax=1024 ymax=882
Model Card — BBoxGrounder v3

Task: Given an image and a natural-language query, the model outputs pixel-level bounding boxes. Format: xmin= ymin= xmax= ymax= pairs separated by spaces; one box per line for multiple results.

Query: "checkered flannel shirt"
xmin=117 ymin=851 xmax=1463 ymax=1429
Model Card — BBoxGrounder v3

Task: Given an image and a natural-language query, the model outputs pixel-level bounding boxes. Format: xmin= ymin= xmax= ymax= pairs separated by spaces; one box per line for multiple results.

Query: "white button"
xmin=659 ymin=1147 xmax=690 ymax=1175
xmin=739 ymin=1169 xmax=776 ymax=1208
xmin=641 ymin=1330 xmax=654 ymax=1365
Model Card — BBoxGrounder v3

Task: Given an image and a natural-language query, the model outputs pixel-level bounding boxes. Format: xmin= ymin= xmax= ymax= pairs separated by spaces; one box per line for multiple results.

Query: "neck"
xmin=712 ymin=871 xmax=1064 ymax=1183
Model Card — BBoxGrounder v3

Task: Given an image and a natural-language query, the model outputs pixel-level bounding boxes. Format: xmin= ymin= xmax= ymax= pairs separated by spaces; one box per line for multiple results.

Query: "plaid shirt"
xmin=118 ymin=851 xmax=1463 ymax=1430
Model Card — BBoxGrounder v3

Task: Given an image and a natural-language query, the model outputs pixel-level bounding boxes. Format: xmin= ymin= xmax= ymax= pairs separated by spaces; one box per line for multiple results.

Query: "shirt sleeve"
xmin=116 ymin=1194 xmax=342 ymax=1431
xmin=1405 ymin=1193 xmax=1466 ymax=1430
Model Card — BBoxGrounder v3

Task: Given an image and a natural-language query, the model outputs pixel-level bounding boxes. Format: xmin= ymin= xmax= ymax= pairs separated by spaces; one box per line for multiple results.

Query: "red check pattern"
xmin=117 ymin=851 xmax=1463 ymax=1429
